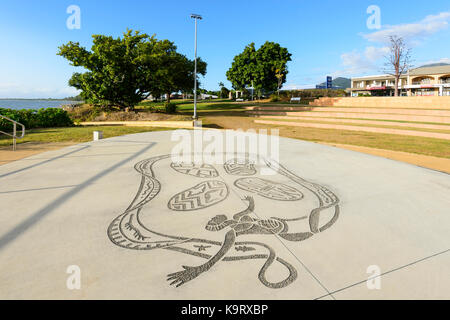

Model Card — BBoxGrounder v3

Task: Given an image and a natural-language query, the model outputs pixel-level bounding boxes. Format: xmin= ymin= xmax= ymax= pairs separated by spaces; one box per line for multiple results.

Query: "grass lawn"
xmin=0 ymin=126 xmax=174 ymax=147
xmin=137 ymin=99 xmax=239 ymax=109
xmin=137 ymin=99 xmax=244 ymax=111
xmin=177 ymin=102 xmax=243 ymax=111
xmin=33 ymin=100 xmax=448 ymax=160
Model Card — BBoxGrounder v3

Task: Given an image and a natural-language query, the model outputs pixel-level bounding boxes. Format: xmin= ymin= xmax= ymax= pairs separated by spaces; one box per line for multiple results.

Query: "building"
xmin=200 ymin=93 xmax=218 ymax=99
xmin=351 ymin=65 xmax=450 ymax=97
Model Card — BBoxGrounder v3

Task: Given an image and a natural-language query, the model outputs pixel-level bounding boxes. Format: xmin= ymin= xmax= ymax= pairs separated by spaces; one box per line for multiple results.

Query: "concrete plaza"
xmin=0 ymin=130 xmax=448 ymax=300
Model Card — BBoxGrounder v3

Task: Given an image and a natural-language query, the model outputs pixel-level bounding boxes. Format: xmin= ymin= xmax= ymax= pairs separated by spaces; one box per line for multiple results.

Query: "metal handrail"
xmin=0 ymin=115 xmax=25 ymax=151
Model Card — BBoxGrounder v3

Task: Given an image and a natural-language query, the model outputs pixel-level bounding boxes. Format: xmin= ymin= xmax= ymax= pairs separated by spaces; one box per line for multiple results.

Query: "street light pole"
xmin=191 ymin=14 xmax=202 ymax=121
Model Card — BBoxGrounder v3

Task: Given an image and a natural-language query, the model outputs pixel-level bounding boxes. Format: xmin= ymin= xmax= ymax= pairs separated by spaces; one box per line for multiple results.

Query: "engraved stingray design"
xmin=107 ymin=154 xmax=340 ymax=289
xmin=171 ymin=162 xmax=219 ymax=178
xmin=168 ymin=181 xmax=229 ymax=211
xmin=224 ymin=158 xmax=257 ymax=176
xmin=234 ymin=177 xmax=304 ymax=201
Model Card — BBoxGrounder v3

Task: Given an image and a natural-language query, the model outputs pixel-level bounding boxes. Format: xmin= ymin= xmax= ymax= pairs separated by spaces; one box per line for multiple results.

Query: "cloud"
xmin=334 ymin=47 xmax=389 ymax=77
xmin=363 ymin=11 xmax=450 ymax=44
xmin=0 ymin=83 xmax=78 ymax=99
xmin=340 ymin=51 xmax=372 ymax=74
xmin=334 ymin=11 xmax=450 ymax=77
xmin=365 ymin=46 xmax=390 ymax=62
xmin=420 ymin=57 xmax=450 ymax=65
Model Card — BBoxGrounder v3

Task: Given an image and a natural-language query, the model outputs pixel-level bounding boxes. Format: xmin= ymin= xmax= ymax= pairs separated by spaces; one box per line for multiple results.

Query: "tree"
xmin=384 ymin=36 xmax=412 ymax=97
xmin=275 ymin=69 xmax=284 ymax=97
xmin=58 ymin=29 xmax=206 ymax=109
xmin=59 ymin=30 xmax=162 ymax=110
xmin=255 ymin=42 xmax=292 ymax=93
xmin=218 ymin=82 xmax=230 ymax=98
xmin=226 ymin=42 xmax=291 ymax=97
xmin=226 ymin=43 xmax=257 ymax=91
xmin=154 ymin=52 xmax=207 ymax=103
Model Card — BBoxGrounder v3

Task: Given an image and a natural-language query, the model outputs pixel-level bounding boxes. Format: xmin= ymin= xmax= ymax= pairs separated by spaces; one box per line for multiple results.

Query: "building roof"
xmin=351 ymin=65 xmax=450 ymax=81
xmin=352 ymin=74 xmax=405 ymax=81
xmin=409 ymin=65 xmax=450 ymax=76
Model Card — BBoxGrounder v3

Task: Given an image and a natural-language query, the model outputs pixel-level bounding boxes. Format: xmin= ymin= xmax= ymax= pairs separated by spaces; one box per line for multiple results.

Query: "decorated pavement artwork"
xmin=107 ymin=154 xmax=340 ymax=289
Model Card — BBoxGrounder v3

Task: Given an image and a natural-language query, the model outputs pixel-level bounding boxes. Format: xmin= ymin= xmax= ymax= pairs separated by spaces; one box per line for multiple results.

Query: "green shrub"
xmin=0 ymin=108 xmax=74 ymax=131
xmin=270 ymin=94 xmax=280 ymax=102
xmin=144 ymin=103 xmax=177 ymax=114
xmin=276 ymin=89 xmax=349 ymax=102
xmin=145 ymin=105 xmax=166 ymax=113
xmin=164 ymin=102 xmax=177 ymax=114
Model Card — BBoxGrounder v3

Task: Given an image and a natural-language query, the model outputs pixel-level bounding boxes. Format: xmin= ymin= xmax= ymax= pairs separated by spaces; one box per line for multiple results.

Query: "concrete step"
xmin=248 ymin=111 xmax=450 ymax=124
xmin=254 ymin=120 xmax=450 ymax=140
xmin=245 ymin=106 xmax=313 ymax=111
xmin=306 ymin=107 xmax=450 ymax=116
xmin=310 ymin=97 xmax=450 ymax=109
xmin=257 ymin=116 xmax=450 ymax=131
xmin=247 ymin=106 xmax=450 ymax=116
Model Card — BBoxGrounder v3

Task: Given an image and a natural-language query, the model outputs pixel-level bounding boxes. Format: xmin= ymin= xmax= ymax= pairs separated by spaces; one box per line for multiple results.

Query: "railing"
xmin=412 ymin=80 xmax=432 ymax=85
xmin=0 ymin=115 xmax=25 ymax=151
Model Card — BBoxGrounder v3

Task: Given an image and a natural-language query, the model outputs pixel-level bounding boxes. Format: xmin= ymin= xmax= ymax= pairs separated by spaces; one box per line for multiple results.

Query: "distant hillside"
xmin=419 ymin=63 xmax=450 ymax=68
xmin=318 ymin=77 xmax=351 ymax=89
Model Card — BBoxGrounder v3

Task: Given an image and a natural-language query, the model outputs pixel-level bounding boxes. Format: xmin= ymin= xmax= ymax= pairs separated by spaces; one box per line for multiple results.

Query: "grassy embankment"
xmin=2 ymin=100 xmax=448 ymax=160
xmin=0 ymin=126 xmax=173 ymax=147
xmin=178 ymin=101 xmax=450 ymax=159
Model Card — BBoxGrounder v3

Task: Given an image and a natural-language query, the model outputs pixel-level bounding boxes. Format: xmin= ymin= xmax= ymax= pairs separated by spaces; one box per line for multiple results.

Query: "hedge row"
xmin=276 ymin=89 xmax=348 ymax=102
xmin=144 ymin=102 xmax=178 ymax=114
xmin=0 ymin=108 xmax=74 ymax=132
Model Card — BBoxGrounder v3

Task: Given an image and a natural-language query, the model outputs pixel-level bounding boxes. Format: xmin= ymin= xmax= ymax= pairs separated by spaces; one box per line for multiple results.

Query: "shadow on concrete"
xmin=0 ymin=185 xmax=78 ymax=194
xmin=0 ymin=145 xmax=90 ymax=179
xmin=0 ymin=142 xmax=155 ymax=252
xmin=20 ymin=152 xmax=141 ymax=161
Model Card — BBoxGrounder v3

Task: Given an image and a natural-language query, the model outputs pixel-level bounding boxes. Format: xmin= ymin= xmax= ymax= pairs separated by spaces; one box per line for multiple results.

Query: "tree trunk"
xmin=166 ymin=92 xmax=171 ymax=104
xmin=124 ymin=105 xmax=135 ymax=112
xmin=395 ymin=77 xmax=400 ymax=97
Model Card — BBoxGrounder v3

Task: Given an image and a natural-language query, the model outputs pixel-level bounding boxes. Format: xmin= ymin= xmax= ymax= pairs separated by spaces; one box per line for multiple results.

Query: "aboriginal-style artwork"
xmin=234 ymin=178 xmax=304 ymax=201
xmin=168 ymin=181 xmax=229 ymax=211
xmin=194 ymin=245 xmax=211 ymax=252
xmin=224 ymin=158 xmax=257 ymax=176
xmin=235 ymin=246 xmax=256 ymax=252
xmin=108 ymin=154 xmax=341 ymax=289
xmin=171 ymin=162 xmax=219 ymax=178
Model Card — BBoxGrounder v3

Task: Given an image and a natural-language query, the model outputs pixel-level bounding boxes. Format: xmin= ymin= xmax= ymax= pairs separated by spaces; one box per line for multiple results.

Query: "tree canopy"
xmin=58 ymin=29 xmax=206 ymax=109
xmin=226 ymin=42 xmax=292 ymax=95
xmin=218 ymin=82 xmax=230 ymax=98
xmin=153 ymin=51 xmax=206 ymax=103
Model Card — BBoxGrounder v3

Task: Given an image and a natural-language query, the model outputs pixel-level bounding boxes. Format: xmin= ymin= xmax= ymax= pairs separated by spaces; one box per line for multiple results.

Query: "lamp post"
xmin=190 ymin=14 xmax=202 ymax=121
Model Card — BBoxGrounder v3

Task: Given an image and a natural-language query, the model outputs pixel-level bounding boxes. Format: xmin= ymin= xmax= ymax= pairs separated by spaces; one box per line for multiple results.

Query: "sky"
xmin=0 ymin=0 xmax=449 ymax=98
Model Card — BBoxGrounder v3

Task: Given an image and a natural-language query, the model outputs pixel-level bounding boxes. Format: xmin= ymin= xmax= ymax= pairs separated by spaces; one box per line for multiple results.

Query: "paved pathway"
xmin=0 ymin=130 xmax=448 ymax=299
xmin=80 ymin=121 xmax=194 ymax=128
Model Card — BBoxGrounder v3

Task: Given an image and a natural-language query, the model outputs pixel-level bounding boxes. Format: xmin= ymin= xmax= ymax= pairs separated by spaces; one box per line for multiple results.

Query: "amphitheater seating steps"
xmin=244 ymin=98 xmax=450 ymax=140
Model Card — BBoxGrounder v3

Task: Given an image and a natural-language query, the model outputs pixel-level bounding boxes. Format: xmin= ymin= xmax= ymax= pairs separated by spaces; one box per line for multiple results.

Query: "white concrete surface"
xmin=0 ymin=130 xmax=448 ymax=300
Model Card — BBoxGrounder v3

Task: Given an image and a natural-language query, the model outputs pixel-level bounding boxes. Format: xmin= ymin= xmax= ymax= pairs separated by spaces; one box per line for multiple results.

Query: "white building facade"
xmin=351 ymin=65 xmax=450 ymax=97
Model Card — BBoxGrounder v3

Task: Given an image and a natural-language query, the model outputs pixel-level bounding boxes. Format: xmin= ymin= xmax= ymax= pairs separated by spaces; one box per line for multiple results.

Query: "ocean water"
xmin=0 ymin=99 xmax=80 ymax=110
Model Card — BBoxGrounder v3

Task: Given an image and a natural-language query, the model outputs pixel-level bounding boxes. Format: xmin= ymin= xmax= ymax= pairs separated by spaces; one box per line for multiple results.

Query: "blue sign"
xmin=326 ymin=76 xmax=332 ymax=89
